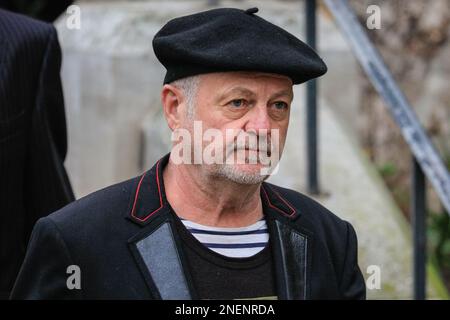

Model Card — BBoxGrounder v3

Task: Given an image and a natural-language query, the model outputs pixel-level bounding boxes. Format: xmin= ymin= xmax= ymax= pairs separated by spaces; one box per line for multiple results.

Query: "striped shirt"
xmin=180 ymin=218 xmax=269 ymax=258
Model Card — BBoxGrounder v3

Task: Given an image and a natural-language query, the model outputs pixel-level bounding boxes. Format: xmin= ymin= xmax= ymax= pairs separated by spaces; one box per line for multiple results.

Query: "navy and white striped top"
xmin=180 ymin=218 xmax=269 ymax=258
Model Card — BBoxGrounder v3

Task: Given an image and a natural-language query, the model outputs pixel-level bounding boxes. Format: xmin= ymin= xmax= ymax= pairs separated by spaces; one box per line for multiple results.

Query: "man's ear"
xmin=161 ymin=84 xmax=184 ymax=131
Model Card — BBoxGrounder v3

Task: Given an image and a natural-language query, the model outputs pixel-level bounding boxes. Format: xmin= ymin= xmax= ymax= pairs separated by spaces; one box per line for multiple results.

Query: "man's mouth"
xmin=235 ymin=147 xmax=272 ymax=157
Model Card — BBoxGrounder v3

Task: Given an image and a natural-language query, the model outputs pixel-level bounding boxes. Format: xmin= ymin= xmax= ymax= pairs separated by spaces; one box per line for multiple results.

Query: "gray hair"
xmin=170 ymin=75 xmax=200 ymax=119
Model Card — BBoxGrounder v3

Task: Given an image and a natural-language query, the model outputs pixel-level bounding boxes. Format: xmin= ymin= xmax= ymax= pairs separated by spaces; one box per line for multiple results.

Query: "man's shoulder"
xmin=0 ymin=9 xmax=56 ymax=42
xmin=0 ymin=8 xmax=54 ymax=34
xmin=0 ymin=9 xmax=58 ymax=74
xmin=265 ymin=182 xmax=357 ymax=261
xmin=265 ymin=182 xmax=349 ymax=232
xmin=43 ymin=174 xmax=141 ymax=233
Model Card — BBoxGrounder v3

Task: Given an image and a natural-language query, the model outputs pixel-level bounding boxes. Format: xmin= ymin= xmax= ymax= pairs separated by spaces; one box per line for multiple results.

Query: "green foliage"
xmin=377 ymin=162 xmax=398 ymax=178
xmin=428 ymin=209 xmax=450 ymax=283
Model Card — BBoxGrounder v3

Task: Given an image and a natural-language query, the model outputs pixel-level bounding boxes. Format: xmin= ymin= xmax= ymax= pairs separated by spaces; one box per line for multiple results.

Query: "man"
xmin=0 ymin=9 xmax=74 ymax=299
xmin=11 ymin=7 xmax=366 ymax=300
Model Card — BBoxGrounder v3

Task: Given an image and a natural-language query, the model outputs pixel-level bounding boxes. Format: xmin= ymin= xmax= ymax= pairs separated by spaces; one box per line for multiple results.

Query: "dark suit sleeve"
xmin=10 ymin=217 xmax=82 ymax=300
xmin=339 ymin=222 xmax=366 ymax=300
xmin=25 ymin=25 xmax=75 ymax=237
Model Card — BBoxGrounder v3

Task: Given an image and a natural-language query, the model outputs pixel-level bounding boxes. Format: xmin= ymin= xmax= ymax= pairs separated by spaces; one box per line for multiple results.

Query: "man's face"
xmin=179 ymin=71 xmax=293 ymax=184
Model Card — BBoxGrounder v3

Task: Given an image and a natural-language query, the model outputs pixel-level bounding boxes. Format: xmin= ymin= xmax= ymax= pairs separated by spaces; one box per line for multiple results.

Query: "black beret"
xmin=153 ymin=7 xmax=327 ymax=85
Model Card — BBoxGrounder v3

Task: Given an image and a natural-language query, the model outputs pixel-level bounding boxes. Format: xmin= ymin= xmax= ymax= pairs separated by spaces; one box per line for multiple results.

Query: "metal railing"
xmin=305 ymin=0 xmax=320 ymax=195
xmin=305 ymin=0 xmax=450 ymax=299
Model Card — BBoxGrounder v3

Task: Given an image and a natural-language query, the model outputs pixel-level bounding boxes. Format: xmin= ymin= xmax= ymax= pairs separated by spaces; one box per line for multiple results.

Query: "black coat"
xmin=0 ymin=9 xmax=74 ymax=298
xmin=10 ymin=153 xmax=366 ymax=300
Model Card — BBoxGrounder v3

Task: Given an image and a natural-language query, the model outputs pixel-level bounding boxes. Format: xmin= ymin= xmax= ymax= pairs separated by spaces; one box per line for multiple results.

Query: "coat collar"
xmin=126 ymin=152 xmax=301 ymax=226
xmin=126 ymin=153 xmax=312 ymax=300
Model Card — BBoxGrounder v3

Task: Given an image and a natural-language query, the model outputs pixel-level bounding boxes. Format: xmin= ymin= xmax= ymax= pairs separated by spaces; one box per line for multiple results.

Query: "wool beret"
xmin=153 ymin=7 xmax=327 ymax=84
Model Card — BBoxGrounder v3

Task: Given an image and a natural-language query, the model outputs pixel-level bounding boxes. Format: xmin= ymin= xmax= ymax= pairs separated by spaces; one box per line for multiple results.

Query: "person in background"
xmin=0 ymin=8 xmax=74 ymax=299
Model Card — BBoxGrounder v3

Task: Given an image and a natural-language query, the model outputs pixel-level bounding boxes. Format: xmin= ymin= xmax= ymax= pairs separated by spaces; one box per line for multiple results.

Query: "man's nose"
xmin=244 ymin=105 xmax=271 ymax=133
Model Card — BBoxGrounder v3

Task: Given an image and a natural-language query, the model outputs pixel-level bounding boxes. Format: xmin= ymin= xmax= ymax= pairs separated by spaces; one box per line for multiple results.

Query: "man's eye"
xmin=273 ymin=101 xmax=288 ymax=110
xmin=230 ymin=99 xmax=246 ymax=108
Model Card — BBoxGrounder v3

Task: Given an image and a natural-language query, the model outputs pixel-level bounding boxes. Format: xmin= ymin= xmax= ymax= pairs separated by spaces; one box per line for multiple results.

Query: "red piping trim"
xmin=130 ymin=160 xmax=164 ymax=222
xmin=261 ymin=185 xmax=296 ymax=217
